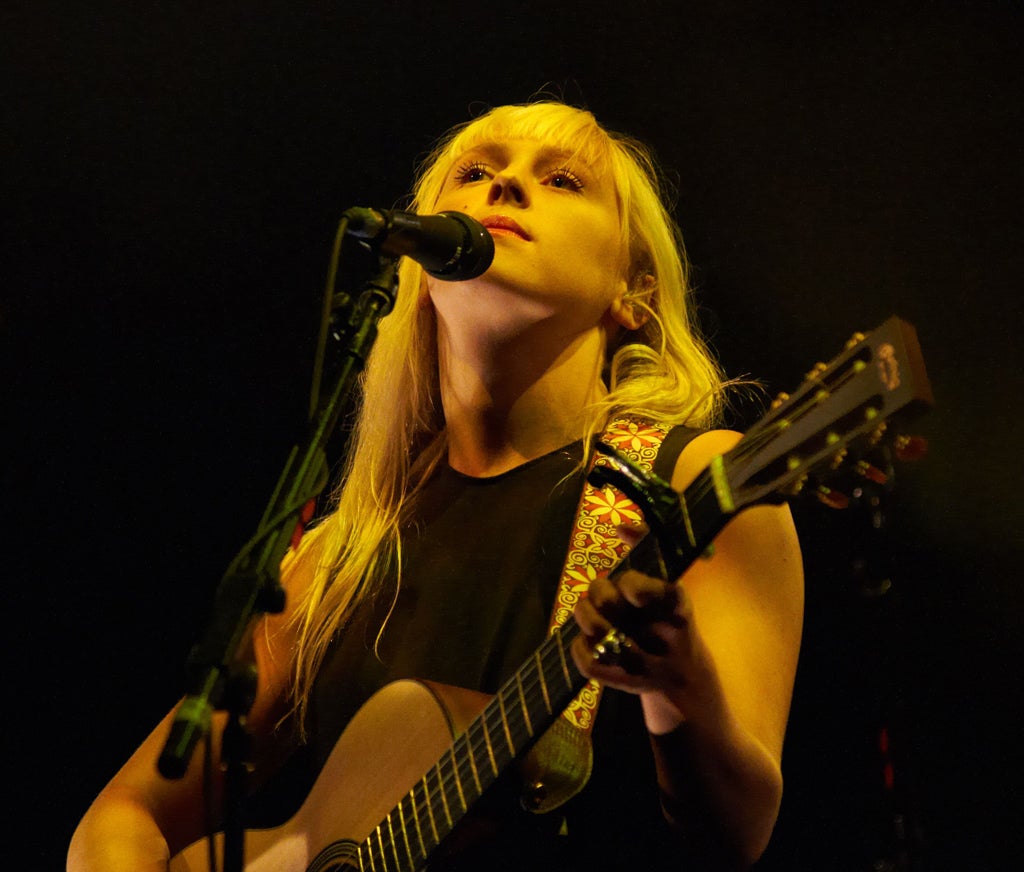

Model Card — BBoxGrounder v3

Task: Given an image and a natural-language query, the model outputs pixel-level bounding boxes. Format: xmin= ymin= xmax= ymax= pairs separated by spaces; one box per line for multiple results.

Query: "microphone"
xmin=342 ymin=207 xmax=495 ymax=281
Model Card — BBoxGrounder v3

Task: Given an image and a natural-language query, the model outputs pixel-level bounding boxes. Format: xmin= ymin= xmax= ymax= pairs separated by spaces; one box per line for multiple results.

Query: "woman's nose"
xmin=487 ymin=172 xmax=528 ymax=206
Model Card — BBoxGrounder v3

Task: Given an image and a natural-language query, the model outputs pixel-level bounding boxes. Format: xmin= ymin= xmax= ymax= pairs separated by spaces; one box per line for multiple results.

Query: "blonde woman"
xmin=69 ymin=102 xmax=803 ymax=871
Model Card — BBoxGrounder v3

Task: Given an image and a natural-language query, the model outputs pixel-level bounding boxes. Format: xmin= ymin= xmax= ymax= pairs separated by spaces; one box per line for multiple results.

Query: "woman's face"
xmin=426 ymin=137 xmax=636 ymax=336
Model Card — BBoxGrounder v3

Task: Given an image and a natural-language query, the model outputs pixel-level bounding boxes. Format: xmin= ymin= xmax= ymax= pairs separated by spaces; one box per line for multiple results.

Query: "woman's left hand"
xmin=571 ymin=568 xmax=722 ymax=733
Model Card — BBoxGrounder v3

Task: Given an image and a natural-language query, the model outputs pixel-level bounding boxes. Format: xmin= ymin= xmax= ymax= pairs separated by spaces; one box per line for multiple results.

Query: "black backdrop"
xmin=3 ymin=3 xmax=1021 ymax=869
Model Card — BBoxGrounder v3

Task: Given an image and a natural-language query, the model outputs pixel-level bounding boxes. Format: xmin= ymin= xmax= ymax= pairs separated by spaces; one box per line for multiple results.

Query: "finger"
xmin=572 ymin=596 xmax=614 ymax=638
xmin=615 ymin=570 xmax=679 ymax=612
xmin=573 ymin=591 xmax=641 ymax=667
xmin=584 ymin=573 xmax=623 ymax=612
xmin=587 ymin=570 xmax=674 ymax=618
xmin=614 ymin=521 xmax=648 ymax=549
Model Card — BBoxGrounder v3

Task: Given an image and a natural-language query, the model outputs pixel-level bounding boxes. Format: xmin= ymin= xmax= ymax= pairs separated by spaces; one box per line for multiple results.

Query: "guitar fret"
xmin=538 ymin=642 xmax=564 ymax=706
xmin=386 ymin=812 xmax=402 ymax=870
xmin=464 ymin=724 xmax=483 ymax=793
xmin=454 ymin=733 xmax=482 ymax=805
xmin=396 ymin=803 xmax=414 ymax=870
xmin=482 ymin=705 xmax=513 ymax=768
xmin=408 ymin=784 xmax=427 ymax=860
xmin=434 ymin=758 xmax=453 ymax=829
xmin=514 ymin=671 xmax=534 ymax=736
xmin=368 ymin=829 xmax=380 ymax=872
xmin=447 ymin=746 xmax=468 ymax=811
xmin=554 ymin=632 xmax=573 ymax=689
xmin=479 ymin=711 xmax=499 ymax=774
xmin=381 ymin=824 xmax=396 ymax=872
xmin=496 ymin=689 xmax=515 ymax=753
xmin=421 ymin=774 xmax=440 ymax=845
xmin=502 ymin=683 xmax=531 ymax=752
xmin=534 ymin=649 xmax=553 ymax=714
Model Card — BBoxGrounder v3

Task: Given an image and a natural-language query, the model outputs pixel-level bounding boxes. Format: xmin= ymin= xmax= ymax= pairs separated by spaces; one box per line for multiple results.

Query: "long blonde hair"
xmin=286 ymin=101 xmax=727 ymax=730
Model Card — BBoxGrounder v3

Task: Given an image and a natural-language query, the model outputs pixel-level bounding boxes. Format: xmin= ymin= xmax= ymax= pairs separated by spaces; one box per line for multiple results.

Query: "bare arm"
xmin=572 ymin=429 xmax=804 ymax=868
xmin=67 ymin=544 xmax=312 ymax=872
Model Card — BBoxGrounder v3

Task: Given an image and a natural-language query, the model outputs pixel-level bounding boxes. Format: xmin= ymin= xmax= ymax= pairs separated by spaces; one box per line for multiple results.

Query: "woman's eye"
xmin=454 ymin=161 xmax=489 ymax=184
xmin=546 ymin=168 xmax=585 ymax=192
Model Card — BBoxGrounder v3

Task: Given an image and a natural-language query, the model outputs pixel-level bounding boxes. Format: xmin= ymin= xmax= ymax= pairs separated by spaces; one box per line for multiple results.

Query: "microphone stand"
xmin=157 ymin=230 xmax=400 ymax=872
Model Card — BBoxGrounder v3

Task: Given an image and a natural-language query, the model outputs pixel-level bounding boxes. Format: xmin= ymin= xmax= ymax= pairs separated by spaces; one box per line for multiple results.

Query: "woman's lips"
xmin=481 ymin=215 xmax=532 ymax=240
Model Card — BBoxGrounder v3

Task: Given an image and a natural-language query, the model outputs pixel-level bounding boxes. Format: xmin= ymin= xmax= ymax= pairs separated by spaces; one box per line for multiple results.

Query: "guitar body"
xmin=171 ymin=679 xmax=490 ymax=872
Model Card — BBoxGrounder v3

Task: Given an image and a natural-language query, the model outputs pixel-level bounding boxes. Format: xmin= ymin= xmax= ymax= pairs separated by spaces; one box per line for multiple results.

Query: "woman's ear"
xmin=609 ymin=272 xmax=655 ymax=331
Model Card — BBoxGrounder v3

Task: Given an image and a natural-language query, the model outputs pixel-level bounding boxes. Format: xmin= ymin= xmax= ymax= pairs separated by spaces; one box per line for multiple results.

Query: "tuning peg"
xmin=868 ymin=422 xmax=889 ymax=446
xmin=770 ymin=391 xmax=790 ymax=411
xmin=816 ymin=486 xmax=850 ymax=510
xmin=855 ymin=460 xmax=888 ymax=485
xmin=893 ymin=434 xmax=929 ymax=462
xmin=783 ymin=475 xmax=808 ymax=497
xmin=824 ymin=432 xmax=848 ymax=470
xmin=844 ymin=331 xmax=867 ymax=350
xmin=804 ymin=362 xmax=828 ymax=381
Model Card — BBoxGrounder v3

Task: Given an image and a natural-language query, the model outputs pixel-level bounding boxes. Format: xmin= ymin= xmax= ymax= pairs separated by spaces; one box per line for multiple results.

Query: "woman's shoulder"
xmin=667 ymin=427 xmax=742 ymax=491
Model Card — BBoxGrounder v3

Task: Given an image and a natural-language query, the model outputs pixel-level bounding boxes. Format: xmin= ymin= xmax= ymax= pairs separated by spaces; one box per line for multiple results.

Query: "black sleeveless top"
xmin=257 ymin=426 xmax=700 ymax=869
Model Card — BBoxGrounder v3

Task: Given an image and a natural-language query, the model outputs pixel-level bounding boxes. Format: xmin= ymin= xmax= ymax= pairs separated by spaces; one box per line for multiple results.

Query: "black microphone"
xmin=342 ymin=207 xmax=495 ymax=281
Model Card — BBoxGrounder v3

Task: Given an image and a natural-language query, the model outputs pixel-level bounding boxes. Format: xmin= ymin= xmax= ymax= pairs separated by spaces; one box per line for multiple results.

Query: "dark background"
xmin=3 ymin=2 xmax=1021 ymax=869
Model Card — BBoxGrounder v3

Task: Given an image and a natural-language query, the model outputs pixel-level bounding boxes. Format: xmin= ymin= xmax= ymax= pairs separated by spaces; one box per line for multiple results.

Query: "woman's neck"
xmin=437 ymin=318 xmax=609 ymax=477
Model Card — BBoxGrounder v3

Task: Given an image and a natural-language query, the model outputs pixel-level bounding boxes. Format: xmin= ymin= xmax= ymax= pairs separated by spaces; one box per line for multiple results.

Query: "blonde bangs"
xmin=413 ymin=102 xmax=615 ymax=213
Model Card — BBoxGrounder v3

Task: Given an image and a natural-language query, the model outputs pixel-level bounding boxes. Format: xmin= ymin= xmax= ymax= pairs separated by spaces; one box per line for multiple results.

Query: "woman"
xmin=68 ymin=101 xmax=803 ymax=871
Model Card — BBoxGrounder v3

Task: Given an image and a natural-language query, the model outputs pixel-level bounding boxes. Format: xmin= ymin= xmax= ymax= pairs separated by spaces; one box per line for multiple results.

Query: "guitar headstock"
xmin=725 ymin=315 xmax=933 ymax=512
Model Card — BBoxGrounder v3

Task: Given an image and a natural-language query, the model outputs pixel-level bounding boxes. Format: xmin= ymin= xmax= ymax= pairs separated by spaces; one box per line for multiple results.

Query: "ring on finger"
xmin=591 ymin=627 xmax=633 ymax=666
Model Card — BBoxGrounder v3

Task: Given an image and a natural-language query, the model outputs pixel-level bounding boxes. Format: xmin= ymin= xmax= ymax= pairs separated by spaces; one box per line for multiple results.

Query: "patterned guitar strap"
xmin=520 ymin=417 xmax=686 ymax=816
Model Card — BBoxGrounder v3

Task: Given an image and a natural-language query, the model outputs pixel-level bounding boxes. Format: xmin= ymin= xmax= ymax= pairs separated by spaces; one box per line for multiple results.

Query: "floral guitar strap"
xmin=521 ymin=417 xmax=693 ymax=815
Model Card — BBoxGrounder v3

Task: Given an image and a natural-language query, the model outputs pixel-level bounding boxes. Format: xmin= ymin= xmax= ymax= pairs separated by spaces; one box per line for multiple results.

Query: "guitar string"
xmin=714 ymin=355 xmax=876 ymax=512
xmin=735 ymin=354 xmax=870 ymax=466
